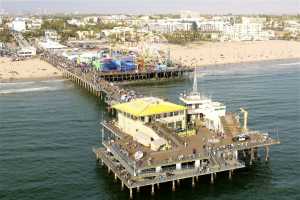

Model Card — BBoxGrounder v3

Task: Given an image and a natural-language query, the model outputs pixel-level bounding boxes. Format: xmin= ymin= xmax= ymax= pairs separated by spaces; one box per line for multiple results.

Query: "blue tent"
xmin=101 ymin=59 xmax=120 ymax=72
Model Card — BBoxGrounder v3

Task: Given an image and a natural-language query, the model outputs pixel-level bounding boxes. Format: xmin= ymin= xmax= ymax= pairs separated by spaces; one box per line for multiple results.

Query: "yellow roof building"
xmin=112 ymin=97 xmax=186 ymax=117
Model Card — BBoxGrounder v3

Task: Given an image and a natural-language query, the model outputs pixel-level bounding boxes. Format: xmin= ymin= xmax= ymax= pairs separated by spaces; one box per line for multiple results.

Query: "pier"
xmin=41 ymin=50 xmax=280 ymax=199
xmin=91 ymin=87 xmax=279 ymax=198
xmin=41 ymin=51 xmax=192 ymax=106
xmin=93 ymin=121 xmax=279 ymax=198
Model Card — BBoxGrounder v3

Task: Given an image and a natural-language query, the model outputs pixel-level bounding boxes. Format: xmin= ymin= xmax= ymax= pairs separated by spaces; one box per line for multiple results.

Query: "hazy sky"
xmin=1 ymin=0 xmax=299 ymax=14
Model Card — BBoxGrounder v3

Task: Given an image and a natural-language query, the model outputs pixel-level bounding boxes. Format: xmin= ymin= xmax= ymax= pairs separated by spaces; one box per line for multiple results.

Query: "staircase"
xmin=220 ymin=113 xmax=242 ymax=136
xmin=147 ymin=122 xmax=184 ymax=147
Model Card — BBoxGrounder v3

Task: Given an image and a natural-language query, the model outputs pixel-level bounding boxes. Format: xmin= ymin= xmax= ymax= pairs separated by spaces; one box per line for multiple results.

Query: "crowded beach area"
xmin=1 ymin=40 xmax=300 ymax=82
xmin=161 ymin=40 xmax=300 ymax=67
xmin=0 ymin=57 xmax=62 ymax=82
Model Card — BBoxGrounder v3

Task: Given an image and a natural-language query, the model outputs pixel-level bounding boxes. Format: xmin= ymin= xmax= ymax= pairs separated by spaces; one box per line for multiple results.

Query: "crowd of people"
xmin=41 ymin=51 xmax=142 ymax=104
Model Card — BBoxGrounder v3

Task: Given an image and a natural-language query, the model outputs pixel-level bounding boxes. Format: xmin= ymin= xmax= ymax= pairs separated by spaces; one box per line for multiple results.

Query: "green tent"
xmin=92 ymin=60 xmax=102 ymax=70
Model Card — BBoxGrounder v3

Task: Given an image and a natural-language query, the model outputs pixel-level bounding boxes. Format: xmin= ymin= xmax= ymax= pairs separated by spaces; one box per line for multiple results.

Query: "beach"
xmin=0 ymin=57 xmax=62 ymax=82
xmin=1 ymin=40 xmax=299 ymax=82
xmin=159 ymin=40 xmax=300 ymax=67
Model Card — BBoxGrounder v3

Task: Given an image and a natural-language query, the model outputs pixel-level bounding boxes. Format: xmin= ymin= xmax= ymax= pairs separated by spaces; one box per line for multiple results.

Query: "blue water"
xmin=0 ymin=59 xmax=299 ymax=200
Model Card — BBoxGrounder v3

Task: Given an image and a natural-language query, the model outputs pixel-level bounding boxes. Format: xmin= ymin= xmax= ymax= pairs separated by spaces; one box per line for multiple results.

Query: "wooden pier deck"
xmin=93 ymin=120 xmax=280 ymax=198
xmin=41 ymin=52 xmax=135 ymax=106
xmin=97 ymin=68 xmax=193 ymax=82
xmin=93 ymin=147 xmax=245 ymax=188
xmin=41 ymin=51 xmax=192 ymax=107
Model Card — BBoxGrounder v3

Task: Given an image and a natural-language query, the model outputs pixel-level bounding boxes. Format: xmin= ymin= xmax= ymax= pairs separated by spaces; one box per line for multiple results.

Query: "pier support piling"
xmin=157 ymin=183 xmax=160 ymax=189
xmin=250 ymin=148 xmax=254 ymax=165
xmin=172 ymin=180 xmax=176 ymax=192
xmin=254 ymin=147 xmax=259 ymax=159
xmin=121 ymin=182 xmax=124 ymax=191
xmin=210 ymin=173 xmax=214 ymax=184
xmin=265 ymin=146 xmax=270 ymax=162
xmin=151 ymin=184 xmax=155 ymax=196
xmin=229 ymin=170 xmax=232 ymax=180
xmin=96 ymin=153 xmax=99 ymax=162
xmin=137 ymin=186 xmax=140 ymax=193
xmin=192 ymin=177 xmax=195 ymax=187
xmin=177 ymin=179 xmax=180 ymax=185
xmin=129 ymin=188 xmax=133 ymax=199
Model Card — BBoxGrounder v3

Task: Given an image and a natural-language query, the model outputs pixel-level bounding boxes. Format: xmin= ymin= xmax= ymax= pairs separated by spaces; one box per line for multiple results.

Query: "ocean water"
xmin=0 ymin=59 xmax=299 ymax=200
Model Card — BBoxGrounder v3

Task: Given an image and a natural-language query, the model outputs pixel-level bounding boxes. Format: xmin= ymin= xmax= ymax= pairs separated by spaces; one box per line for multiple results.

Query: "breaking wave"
xmin=278 ymin=62 xmax=300 ymax=66
xmin=0 ymin=86 xmax=60 ymax=94
xmin=0 ymin=81 xmax=35 ymax=86
xmin=40 ymin=79 xmax=66 ymax=83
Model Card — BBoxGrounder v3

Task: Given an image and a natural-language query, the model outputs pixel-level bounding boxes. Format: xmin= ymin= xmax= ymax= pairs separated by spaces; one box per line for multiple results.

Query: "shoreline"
xmin=193 ymin=57 xmax=300 ymax=68
xmin=0 ymin=57 xmax=63 ymax=83
xmin=118 ymin=58 xmax=299 ymax=86
xmin=160 ymin=40 xmax=300 ymax=67
xmin=1 ymin=40 xmax=299 ymax=83
xmin=1 ymin=57 xmax=298 ymax=84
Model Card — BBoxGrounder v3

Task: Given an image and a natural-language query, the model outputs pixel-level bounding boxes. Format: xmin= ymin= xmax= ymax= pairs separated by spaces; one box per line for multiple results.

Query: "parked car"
xmin=232 ymin=134 xmax=250 ymax=142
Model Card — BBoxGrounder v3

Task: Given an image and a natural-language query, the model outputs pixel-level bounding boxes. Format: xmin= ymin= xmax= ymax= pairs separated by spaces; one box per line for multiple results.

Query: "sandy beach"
xmin=160 ymin=40 xmax=300 ymax=67
xmin=0 ymin=40 xmax=299 ymax=82
xmin=0 ymin=58 xmax=62 ymax=82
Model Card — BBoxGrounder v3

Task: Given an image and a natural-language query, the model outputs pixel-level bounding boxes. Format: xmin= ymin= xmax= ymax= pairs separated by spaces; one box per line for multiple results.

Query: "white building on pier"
xmin=180 ymin=70 xmax=226 ymax=132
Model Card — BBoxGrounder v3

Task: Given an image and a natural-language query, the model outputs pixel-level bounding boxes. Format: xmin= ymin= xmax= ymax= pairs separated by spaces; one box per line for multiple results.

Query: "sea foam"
xmin=0 ymin=87 xmax=58 ymax=94
xmin=278 ymin=62 xmax=300 ymax=66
